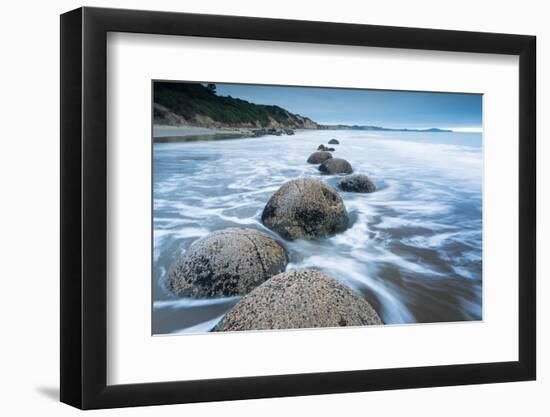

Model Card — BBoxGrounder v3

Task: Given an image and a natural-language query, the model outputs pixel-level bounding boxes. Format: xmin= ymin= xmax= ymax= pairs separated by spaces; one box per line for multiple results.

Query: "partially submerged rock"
xmin=328 ymin=138 xmax=340 ymax=145
xmin=307 ymin=151 xmax=333 ymax=164
xmin=165 ymin=228 xmax=288 ymax=297
xmin=338 ymin=174 xmax=376 ymax=193
xmin=261 ymin=177 xmax=349 ymax=240
xmin=215 ymin=269 xmax=383 ymax=331
xmin=319 ymin=158 xmax=353 ymax=175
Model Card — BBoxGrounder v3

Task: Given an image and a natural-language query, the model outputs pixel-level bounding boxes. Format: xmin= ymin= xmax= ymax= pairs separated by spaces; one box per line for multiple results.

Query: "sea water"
xmin=152 ymin=130 xmax=482 ymax=334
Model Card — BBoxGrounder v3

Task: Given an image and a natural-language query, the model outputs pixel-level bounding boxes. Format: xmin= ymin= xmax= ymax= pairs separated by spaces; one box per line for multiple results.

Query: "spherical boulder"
xmin=328 ymin=138 xmax=339 ymax=144
xmin=165 ymin=228 xmax=288 ymax=298
xmin=319 ymin=158 xmax=353 ymax=175
xmin=215 ymin=269 xmax=383 ymax=331
xmin=338 ymin=174 xmax=376 ymax=193
xmin=307 ymin=151 xmax=333 ymax=164
xmin=261 ymin=177 xmax=349 ymax=240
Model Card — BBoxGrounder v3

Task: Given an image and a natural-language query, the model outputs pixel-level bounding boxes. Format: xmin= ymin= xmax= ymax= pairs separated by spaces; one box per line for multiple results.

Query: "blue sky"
xmin=215 ymin=83 xmax=482 ymax=131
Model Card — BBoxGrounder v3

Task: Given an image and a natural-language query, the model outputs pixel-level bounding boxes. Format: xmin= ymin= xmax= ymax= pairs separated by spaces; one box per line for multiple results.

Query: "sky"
xmin=215 ymin=83 xmax=482 ymax=131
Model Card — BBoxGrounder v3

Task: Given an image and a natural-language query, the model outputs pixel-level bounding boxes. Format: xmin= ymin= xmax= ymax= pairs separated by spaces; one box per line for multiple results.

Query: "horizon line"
xmin=319 ymin=123 xmax=483 ymax=133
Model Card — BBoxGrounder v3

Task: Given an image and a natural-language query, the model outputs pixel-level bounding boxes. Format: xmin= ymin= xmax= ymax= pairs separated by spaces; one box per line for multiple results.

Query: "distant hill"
xmin=318 ymin=124 xmax=452 ymax=133
xmin=154 ymin=82 xmax=319 ymax=129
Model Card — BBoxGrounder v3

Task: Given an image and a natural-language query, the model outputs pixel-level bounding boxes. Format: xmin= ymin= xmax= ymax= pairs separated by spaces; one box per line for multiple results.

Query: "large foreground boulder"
xmin=261 ymin=177 xmax=349 ymax=240
xmin=165 ymin=228 xmax=288 ymax=297
xmin=338 ymin=174 xmax=376 ymax=193
xmin=328 ymin=138 xmax=340 ymax=144
xmin=319 ymin=158 xmax=353 ymax=175
xmin=215 ymin=269 xmax=383 ymax=331
xmin=307 ymin=151 xmax=333 ymax=164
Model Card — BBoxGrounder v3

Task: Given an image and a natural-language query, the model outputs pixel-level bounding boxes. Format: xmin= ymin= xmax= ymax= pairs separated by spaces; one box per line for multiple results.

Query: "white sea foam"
xmin=154 ymin=296 xmax=241 ymax=310
xmin=153 ymin=130 xmax=483 ymax=332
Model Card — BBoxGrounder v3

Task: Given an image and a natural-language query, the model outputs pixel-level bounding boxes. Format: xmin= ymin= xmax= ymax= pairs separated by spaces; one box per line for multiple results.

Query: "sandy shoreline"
xmin=153 ymin=125 xmax=301 ymax=143
xmin=153 ymin=125 xmax=256 ymax=138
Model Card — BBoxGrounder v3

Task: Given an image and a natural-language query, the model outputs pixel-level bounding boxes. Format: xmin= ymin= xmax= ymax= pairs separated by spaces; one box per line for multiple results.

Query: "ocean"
xmin=152 ymin=129 xmax=483 ymax=334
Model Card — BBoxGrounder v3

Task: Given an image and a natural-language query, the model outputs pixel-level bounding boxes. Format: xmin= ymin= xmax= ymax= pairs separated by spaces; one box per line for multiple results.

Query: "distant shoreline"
xmin=154 ymin=123 xmax=456 ymax=136
xmin=152 ymin=125 xmax=482 ymax=144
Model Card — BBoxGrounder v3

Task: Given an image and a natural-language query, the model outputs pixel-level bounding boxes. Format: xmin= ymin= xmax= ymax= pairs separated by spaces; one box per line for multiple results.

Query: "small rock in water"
xmin=326 ymin=147 xmax=335 ymax=152
xmin=338 ymin=174 xmax=376 ymax=193
xmin=317 ymin=144 xmax=327 ymax=151
xmin=165 ymin=228 xmax=288 ymax=297
xmin=328 ymin=139 xmax=339 ymax=144
xmin=214 ymin=269 xmax=383 ymax=331
xmin=307 ymin=151 xmax=333 ymax=164
xmin=319 ymin=158 xmax=353 ymax=175
xmin=261 ymin=177 xmax=349 ymax=240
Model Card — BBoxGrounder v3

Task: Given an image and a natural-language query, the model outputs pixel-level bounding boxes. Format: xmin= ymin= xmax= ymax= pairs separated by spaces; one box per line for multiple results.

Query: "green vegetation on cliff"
xmin=154 ymin=82 xmax=318 ymax=129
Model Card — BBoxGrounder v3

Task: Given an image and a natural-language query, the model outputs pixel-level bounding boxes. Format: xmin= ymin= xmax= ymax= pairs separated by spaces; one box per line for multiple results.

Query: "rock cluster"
xmin=317 ymin=144 xmax=335 ymax=152
xmin=164 ymin=135 xmax=384 ymax=332
xmin=252 ymin=128 xmax=295 ymax=137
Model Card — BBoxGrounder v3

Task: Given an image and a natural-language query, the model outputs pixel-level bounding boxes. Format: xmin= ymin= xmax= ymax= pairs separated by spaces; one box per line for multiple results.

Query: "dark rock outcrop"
xmin=328 ymin=139 xmax=340 ymax=144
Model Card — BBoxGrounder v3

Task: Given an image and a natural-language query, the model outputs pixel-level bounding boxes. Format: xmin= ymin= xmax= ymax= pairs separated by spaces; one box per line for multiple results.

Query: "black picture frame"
xmin=60 ymin=6 xmax=536 ymax=410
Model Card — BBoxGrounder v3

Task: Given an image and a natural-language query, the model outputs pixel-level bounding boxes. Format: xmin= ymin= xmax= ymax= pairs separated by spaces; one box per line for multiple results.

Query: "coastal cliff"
xmin=154 ymin=82 xmax=319 ymax=129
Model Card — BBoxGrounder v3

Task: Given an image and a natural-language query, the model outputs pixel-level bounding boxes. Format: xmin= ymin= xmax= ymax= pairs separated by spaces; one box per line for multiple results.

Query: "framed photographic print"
xmin=60 ymin=6 xmax=536 ymax=409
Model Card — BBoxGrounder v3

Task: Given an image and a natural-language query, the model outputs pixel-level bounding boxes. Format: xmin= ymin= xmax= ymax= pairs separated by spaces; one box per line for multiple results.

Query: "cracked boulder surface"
xmin=261 ymin=177 xmax=349 ymax=240
xmin=164 ymin=228 xmax=288 ymax=298
xmin=214 ymin=269 xmax=383 ymax=331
